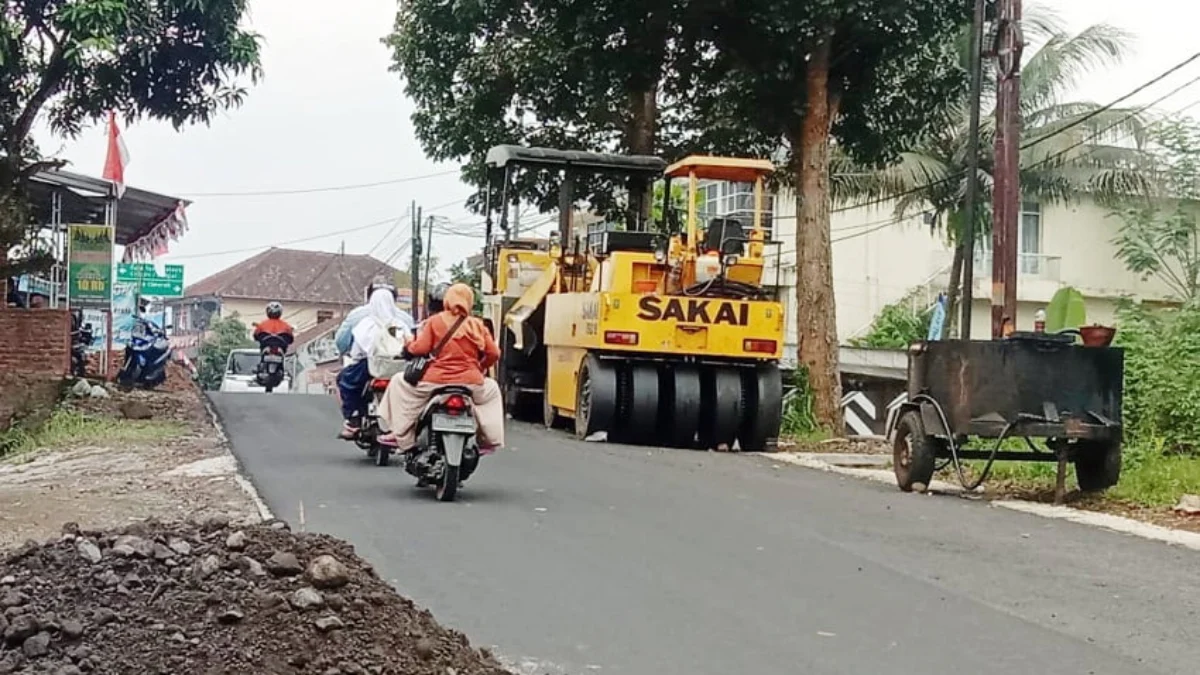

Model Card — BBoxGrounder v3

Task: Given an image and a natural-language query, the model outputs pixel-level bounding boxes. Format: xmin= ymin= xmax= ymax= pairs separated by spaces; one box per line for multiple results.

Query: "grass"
xmin=0 ymin=409 xmax=184 ymax=462
xmin=957 ymin=440 xmax=1200 ymax=508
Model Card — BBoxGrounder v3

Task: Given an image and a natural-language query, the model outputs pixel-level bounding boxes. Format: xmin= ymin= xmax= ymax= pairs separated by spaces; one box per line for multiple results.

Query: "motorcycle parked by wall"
xmin=254 ymin=334 xmax=290 ymax=393
xmin=404 ymin=386 xmax=481 ymax=502
xmin=70 ymin=312 xmax=94 ymax=378
xmin=116 ymin=317 xmax=171 ymax=390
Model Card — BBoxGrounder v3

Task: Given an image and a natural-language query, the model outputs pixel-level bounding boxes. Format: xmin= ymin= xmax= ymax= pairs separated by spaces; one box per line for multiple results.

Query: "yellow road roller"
xmin=480 ymin=145 xmax=784 ymax=450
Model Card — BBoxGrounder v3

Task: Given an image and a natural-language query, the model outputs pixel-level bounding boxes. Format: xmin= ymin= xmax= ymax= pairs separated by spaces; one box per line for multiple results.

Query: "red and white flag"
xmin=102 ymin=110 xmax=130 ymax=198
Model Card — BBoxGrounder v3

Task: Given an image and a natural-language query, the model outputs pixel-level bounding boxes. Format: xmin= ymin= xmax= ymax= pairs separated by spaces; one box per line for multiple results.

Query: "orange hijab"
xmin=441 ymin=283 xmax=488 ymax=351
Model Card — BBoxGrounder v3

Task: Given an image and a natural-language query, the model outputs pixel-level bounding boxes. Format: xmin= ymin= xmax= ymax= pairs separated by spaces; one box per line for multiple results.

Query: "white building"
xmin=759 ymin=189 xmax=1178 ymax=360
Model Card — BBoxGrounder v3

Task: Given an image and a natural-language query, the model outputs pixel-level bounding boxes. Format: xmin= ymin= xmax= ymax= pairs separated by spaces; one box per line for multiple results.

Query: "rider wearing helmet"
xmin=253 ymin=301 xmax=295 ymax=347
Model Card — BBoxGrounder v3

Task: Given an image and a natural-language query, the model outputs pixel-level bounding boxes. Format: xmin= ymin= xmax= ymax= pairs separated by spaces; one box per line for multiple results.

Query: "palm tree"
xmin=833 ymin=6 xmax=1156 ymax=336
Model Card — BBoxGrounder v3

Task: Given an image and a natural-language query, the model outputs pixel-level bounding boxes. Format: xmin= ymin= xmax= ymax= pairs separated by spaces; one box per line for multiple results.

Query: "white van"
xmin=219 ymin=349 xmax=292 ymax=393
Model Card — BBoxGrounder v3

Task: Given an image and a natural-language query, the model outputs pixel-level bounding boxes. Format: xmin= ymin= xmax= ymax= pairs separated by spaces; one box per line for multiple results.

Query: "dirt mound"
xmin=0 ymin=520 xmax=511 ymax=675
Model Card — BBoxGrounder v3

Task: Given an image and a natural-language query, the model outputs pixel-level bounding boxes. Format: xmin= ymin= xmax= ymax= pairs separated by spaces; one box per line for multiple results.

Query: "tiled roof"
xmin=183 ymin=248 xmax=405 ymax=305
xmin=292 ymin=312 xmax=343 ymax=349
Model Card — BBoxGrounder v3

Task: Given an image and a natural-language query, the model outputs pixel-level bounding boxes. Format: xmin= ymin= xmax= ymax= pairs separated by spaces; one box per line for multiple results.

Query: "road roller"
xmin=480 ymin=145 xmax=785 ymax=451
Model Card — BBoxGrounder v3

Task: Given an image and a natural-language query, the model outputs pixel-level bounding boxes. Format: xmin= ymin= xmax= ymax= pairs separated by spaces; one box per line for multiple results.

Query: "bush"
xmin=850 ymin=301 xmax=932 ymax=349
xmin=780 ymin=368 xmax=826 ymax=440
xmin=1116 ymin=302 xmax=1200 ymax=454
xmin=197 ymin=314 xmax=256 ymax=390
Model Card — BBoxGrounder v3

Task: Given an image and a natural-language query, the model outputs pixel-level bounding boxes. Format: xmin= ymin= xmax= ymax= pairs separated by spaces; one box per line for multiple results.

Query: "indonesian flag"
xmin=102 ymin=110 xmax=130 ymax=198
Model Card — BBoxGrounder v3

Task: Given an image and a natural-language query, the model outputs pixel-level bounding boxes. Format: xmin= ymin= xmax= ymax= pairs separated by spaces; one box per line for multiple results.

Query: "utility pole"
xmin=991 ymin=0 xmax=1024 ymax=338
xmin=959 ymin=0 xmax=986 ymax=339
xmin=412 ymin=202 xmax=422 ymax=318
xmin=423 ymin=215 xmax=434 ymax=316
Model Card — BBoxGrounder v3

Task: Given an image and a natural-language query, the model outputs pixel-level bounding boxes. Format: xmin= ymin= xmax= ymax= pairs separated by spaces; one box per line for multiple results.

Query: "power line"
xmin=1020 ymin=51 xmax=1200 ymax=150
xmin=824 ymin=55 xmax=1200 ymax=215
xmin=180 ymin=169 xmax=460 ymax=197
xmin=167 ymin=216 xmax=401 ymax=260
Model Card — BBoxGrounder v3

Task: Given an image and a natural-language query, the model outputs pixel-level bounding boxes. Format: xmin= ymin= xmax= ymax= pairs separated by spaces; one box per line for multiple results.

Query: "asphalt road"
xmin=211 ymin=393 xmax=1199 ymax=675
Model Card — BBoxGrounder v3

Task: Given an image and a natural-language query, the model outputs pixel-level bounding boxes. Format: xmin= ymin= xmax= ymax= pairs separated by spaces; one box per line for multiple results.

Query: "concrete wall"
xmin=219 ymin=299 xmax=348 ymax=336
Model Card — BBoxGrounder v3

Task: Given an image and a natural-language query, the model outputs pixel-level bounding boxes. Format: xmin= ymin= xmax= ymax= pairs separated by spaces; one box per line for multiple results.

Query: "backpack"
xmin=367 ymin=319 xmax=410 ymax=378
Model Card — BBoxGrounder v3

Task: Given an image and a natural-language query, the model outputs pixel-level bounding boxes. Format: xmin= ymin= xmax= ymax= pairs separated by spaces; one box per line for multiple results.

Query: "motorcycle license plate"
xmin=431 ymin=413 xmax=476 ymax=433
xmin=263 ymin=354 xmax=283 ymax=363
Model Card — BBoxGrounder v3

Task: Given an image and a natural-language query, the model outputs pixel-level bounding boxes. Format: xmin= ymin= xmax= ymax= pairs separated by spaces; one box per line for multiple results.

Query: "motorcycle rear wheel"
xmin=435 ymin=463 xmax=459 ymax=502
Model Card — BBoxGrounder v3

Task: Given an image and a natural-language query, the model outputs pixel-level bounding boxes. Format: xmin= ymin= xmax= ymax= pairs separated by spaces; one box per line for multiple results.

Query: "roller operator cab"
xmin=480 ymin=145 xmax=785 ymax=451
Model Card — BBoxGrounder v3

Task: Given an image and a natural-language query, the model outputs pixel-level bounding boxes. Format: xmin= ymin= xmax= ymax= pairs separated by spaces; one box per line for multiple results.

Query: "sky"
xmin=30 ymin=0 xmax=1200 ymax=288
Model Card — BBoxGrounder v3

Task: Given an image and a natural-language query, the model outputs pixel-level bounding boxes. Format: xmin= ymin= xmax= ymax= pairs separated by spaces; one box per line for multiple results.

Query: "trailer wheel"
xmin=1074 ymin=441 xmax=1121 ymax=492
xmin=893 ymin=411 xmax=938 ymax=492
xmin=574 ymin=356 xmax=617 ymax=440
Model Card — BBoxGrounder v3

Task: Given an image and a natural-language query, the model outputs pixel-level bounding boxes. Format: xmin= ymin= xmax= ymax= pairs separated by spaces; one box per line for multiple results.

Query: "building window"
xmin=316 ymin=309 xmax=334 ymax=324
xmin=695 ymin=180 xmax=775 ymax=239
xmin=1020 ymin=201 xmax=1042 ymax=275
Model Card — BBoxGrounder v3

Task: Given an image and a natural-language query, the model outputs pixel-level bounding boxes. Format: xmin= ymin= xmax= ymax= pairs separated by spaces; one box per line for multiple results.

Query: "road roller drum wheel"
xmin=699 ymin=367 xmax=744 ymax=450
xmin=611 ymin=363 xmax=660 ymax=445
xmin=660 ymin=364 xmax=702 ymax=449
xmin=574 ymin=355 xmax=618 ymax=440
xmin=738 ymin=365 xmax=783 ymax=452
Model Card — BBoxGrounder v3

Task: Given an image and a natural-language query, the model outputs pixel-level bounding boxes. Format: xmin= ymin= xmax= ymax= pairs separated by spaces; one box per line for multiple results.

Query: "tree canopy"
xmin=388 ymin=0 xmax=972 ymax=429
xmin=1 ymin=0 xmax=261 ymax=277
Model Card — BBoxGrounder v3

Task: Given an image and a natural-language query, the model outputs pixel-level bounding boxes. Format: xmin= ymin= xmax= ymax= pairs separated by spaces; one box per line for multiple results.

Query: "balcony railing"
xmin=973 ymin=250 xmax=1062 ymax=282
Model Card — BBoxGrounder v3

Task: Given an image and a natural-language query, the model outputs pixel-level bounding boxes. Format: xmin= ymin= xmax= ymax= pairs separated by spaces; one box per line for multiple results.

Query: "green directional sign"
xmin=116 ymin=263 xmax=185 ymax=298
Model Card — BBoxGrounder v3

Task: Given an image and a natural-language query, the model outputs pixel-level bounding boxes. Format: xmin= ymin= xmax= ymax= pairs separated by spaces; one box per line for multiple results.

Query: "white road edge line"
xmin=202 ymin=392 xmax=274 ymax=521
xmin=759 ymin=452 xmax=1200 ymax=553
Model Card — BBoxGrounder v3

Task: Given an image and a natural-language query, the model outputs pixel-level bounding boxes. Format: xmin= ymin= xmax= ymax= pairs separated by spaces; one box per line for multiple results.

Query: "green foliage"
xmin=196 ymin=314 xmax=255 ymax=391
xmin=1 ymin=0 xmax=262 ymax=278
xmin=1110 ymin=117 xmax=1200 ymax=304
xmin=1045 ymin=286 xmax=1086 ymax=333
xmin=1115 ymin=302 xmax=1200 ymax=454
xmin=448 ymin=260 xmax=484 ymax=313
xmin=1 ymin=409 xmax=182 ymax=460
xmin=850 ymin=302 xmax=932 ymax=349
xmin=385 ymin=0 xmax=690 ymax=213
xmin=780 ymin=368 xmax=824 ymax=440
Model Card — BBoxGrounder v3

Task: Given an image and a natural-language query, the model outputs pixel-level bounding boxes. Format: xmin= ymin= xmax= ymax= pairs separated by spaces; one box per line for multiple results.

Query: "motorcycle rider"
xmin=376 ymin=283 xmax=504 ymax=453
xmin=335 ymin=277 xmax=415 ymax=356
xmin=253 ymin=301 xmax=295 ymax=348
xmin=337 ymin=286 xmax=413 ymax=439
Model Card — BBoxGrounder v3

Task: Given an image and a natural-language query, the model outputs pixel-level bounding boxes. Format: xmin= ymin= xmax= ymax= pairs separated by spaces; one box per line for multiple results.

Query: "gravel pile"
xmin=0 ymin=519 xmax=511 ymax=675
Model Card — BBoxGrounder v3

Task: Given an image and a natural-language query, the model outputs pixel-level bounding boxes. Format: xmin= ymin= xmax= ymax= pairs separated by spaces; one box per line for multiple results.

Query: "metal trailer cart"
xmin=888 ymin=332 xmax=1124 ymax=501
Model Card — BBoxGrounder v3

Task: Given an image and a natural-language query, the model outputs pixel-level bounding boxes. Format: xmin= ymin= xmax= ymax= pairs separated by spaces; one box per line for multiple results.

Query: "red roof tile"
xmin=184 ymin=248 xmax=406 ymax=305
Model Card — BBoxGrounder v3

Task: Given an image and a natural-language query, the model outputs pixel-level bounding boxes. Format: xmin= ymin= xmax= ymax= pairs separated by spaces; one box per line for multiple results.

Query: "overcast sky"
xmin=31 ymin=0 xmax=1199 ymax=287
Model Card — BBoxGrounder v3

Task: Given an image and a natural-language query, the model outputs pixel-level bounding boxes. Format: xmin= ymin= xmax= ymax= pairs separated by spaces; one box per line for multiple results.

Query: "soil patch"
xmin=0 ymin=520 xmax=511 ymax=674
xmin=0 ymin=385 xmax=259 ymax=551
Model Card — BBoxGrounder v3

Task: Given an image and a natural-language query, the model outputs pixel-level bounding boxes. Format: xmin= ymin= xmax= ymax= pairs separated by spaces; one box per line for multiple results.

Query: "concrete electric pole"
xmin=991 ymin=0 xmax=1024 ymax=338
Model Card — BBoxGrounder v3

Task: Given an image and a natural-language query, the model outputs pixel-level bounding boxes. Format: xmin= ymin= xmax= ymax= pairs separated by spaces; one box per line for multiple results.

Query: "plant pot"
xmin=1078 ymin=324 xmax=1116 ymax=347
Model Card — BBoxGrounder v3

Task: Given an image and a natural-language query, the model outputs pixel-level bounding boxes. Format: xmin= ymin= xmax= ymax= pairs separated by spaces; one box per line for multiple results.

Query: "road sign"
xmin=116 ymin=263 xmax=185 ymax=298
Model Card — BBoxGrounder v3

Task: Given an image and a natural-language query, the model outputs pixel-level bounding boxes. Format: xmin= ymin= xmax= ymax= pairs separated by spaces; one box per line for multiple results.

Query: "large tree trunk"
xmin=792 ymin=34 xmax=843 ymax=433
xmin=624 ymin=86 xmax=658 ymax=226
xmin=943 ymin=243 xmax=964 ymax=338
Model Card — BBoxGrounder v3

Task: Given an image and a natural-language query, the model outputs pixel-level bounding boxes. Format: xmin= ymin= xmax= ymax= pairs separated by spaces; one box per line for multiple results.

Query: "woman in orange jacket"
xmin=377 ymin=283 xmax=504 ymax=452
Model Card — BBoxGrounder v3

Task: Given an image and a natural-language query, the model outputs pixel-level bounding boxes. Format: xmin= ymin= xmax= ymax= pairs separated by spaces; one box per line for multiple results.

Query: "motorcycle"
xmin=254 ymin=334 xmax=290 ymax=393
xmin=352 ymin=376 xmax=395 ymax=467
xmin=404 ymin=386 xmax=481 ymax=502
xmin=116 ymin=317 xmax=171 ymax=390
xmin=70 ymin=313 xmax=94 ymax=378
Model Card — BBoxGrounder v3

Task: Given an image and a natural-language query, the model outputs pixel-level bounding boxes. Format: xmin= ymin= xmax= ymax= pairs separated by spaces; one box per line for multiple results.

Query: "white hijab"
xmin=350 ymin=289 xmax=407 ymax=358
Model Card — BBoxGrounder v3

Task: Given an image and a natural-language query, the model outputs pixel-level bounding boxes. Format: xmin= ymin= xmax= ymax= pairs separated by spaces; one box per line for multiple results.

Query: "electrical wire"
xmin=180 ymin=169 xmax=460 ymax=197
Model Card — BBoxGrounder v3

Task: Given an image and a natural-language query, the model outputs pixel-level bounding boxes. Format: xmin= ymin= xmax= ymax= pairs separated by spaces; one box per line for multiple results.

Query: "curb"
xmin=201 ymin=391 xmax=274 ymax=522
xmin=761 ymin=451 xmax=1200 ymax=553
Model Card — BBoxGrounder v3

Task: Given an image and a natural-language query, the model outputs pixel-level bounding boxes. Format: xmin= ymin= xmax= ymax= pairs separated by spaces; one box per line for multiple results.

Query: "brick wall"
xmin=0 ymin=308 xmax=70 ymax=430
xmin=0 ymin=308 xmax=70 ymax=375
